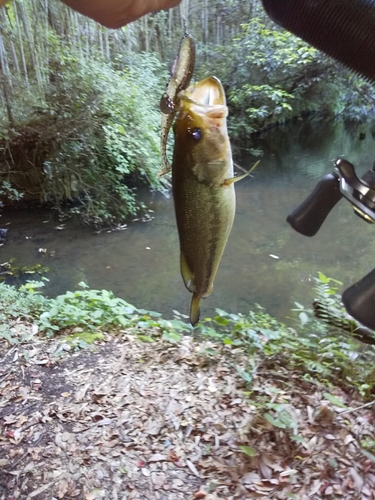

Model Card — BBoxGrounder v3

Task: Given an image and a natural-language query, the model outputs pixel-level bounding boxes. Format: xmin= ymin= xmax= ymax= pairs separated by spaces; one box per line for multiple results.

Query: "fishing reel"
xmin=287 ymin=158 xmax=375 ymax=331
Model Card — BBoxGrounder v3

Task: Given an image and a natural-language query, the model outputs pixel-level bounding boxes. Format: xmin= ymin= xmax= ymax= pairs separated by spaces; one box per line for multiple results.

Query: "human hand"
xmin=61 ymin=0 xmax=182 ymax=28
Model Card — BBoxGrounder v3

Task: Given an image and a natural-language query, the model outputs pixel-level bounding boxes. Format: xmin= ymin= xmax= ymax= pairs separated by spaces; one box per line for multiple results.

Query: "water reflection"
xmin=2 ymin=119 xmax=375 ymax=323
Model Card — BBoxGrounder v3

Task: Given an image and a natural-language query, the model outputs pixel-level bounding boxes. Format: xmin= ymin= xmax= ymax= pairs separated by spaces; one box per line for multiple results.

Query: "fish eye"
xmin=189 ymin=127 xmax=202 ymax=141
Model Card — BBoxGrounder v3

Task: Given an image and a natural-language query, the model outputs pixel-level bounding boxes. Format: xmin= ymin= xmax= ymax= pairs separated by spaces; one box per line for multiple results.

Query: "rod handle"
xmin=342 ymin=269 xmax=375 ymax=331
xmin=287 ymin=173 xmax=342 ymax=237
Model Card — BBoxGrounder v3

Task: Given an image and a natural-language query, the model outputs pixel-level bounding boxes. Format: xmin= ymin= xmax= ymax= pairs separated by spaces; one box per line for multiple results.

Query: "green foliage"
xmin=1 ymin=0 xmax=373 ymax=221
xmin=239 ymin=445 xmax=258 ymax=457
xmin=0 ymin=281 xmax=48 ymax=322
xmin=42 ymin=46 xmax=168 ymax=226
xmin=0 ymin=280 xmax=49 ymax=343
xmin=36 ymin=282 xmax=188 ymax=339
xmin=264 ymin=404 xmax=299 ymax=432
xmin=0 ymin=181 xmax=23 ymax=208
xmin=0 ymin=258 xmax=50 ymax=282
xmin=198 ymin=274 xmax=375 ymax=397
xmin=323 ymin=392 xmax=349 ymax=409
xmin=32 ymin=283 xmax=191 ymax=341
xmin=225 ymin=17 xmax=334 ymax=138
xmin=328 ymin=73 xmax=375 ymax=121
xmin=0 ymin=1 xmax=170 ymax=226
xmin=1 ymin=274 xmax=374 ymax=398
xmin=197 ymin=14 xmax=374 ymax=140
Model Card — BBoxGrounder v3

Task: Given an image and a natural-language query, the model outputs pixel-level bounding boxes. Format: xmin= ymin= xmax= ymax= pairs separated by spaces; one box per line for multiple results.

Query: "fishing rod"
xmin=261 ymin=0 xmax=375 ymax=332
xmin=287 ymin=159 xmax=375 ymax=331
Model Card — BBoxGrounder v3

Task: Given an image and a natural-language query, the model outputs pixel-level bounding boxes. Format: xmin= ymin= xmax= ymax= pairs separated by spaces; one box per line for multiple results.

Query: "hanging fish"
xmin=172 ymin=76 xmax=258 ymax=326
xmin=159 ymin=33 xmax=196 ymax=176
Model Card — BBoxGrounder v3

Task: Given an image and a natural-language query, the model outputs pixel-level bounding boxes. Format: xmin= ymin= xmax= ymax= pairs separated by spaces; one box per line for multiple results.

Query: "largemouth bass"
xmin=159 ymin=33 xmax=196 ymax=176
xmin=172 ymin=76 xmax=256 ymax=326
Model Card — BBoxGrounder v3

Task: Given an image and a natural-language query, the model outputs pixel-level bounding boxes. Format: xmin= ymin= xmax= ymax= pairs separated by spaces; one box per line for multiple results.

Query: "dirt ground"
xmin=1 ymin=323 xmax=375 ymax=500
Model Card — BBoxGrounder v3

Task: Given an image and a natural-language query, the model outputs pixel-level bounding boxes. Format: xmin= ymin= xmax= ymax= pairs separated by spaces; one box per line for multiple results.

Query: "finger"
xmin=115 ymin=0 xmax=183 ymax=27
xmin=61 ymin=0 xmax=182 ymax=29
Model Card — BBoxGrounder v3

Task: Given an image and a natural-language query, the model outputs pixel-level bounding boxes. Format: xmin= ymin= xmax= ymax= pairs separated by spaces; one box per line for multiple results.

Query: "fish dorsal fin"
xmin=180 ymin=252 xmax=195 ymax=293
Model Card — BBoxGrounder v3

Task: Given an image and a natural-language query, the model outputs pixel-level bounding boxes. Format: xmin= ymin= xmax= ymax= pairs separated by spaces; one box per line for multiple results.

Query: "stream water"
xmin=2 ymin=119 xmax=375 ymax=324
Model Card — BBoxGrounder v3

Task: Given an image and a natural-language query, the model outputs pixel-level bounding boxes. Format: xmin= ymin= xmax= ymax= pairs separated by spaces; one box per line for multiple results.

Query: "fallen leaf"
xmin=141 ymin=467 xmax=150 ymax=477
xmin=148 ymin=453 xmax=167 ymax=462
xmin=193 ymin=490 xmax=207 ymax=499
xmin=186 ymin=459 xmax=200 ymax=477
xmin=85 ymin=490 xmax=100 ymax=500
xmin=279 ymin=469 xmax=297 ymax=477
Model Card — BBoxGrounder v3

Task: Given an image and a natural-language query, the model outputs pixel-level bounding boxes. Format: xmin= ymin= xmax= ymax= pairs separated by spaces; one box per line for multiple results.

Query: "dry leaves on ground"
xmin=1 ymin=324 xmax=375 ymax=499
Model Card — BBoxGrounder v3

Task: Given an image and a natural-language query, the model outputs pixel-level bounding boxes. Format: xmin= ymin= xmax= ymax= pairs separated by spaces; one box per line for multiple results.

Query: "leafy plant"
xmin=196 ymin=14 xmax=374 ymax=140
xmin=36 ymin=283 xmax=192 ymax=340
xmin=0 ymin=181 xmax=23 ymax=208
xmin=0 ymin=280 xmax=49 ymax=343
xmin=0 ymin=258 xmax=50 ymax=282
xmin=41 ymin=49 xmax=169 ymax=226
xmin=0 ymin=280 xmax=48 ymax=322
xmin=0 ymin=280 xmax=192 ymax=344
xmin=197 ymin=274 xmax=375 ymax=397
xmin=1 ymin=273 xmax=375 ymax=398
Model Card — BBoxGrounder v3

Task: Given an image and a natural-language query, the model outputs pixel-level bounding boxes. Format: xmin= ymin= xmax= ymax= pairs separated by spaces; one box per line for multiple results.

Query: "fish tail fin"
xmin=190 ymin=294 xmax=201 ymax=327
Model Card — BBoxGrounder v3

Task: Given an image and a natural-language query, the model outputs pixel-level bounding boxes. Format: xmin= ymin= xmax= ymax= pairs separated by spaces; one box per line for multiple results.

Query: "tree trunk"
xmin=17 ymin=1 xmax=43 ymax=88
xmin=0 ymin=31 xmax=14 ymax=127
xmin=13 ymin=2 xmax=29 ymax=86
xmin=104 ymin=28 xmax=110 ymax=61
xmin=144 ymin=15 xmax=149 ymax=52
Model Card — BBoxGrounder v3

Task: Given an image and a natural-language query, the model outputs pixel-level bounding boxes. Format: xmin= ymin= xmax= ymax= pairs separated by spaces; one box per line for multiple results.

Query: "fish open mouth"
xmin=179 ymin=76 xmax=228 ymax=118
xmin=180 ymin=76 xmax=226 ymax=106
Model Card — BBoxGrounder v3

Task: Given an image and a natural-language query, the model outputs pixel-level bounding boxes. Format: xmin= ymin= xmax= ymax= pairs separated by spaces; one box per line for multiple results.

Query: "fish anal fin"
xmin=202 ymin=283 xmax=213 ymax=299
xmin=180 ymin=253 xmax=195 ymax=293
xmin=223 ymin=160 xmax=260 ymax=186
xmin=190 ymin=294 xmax=201 ymax=327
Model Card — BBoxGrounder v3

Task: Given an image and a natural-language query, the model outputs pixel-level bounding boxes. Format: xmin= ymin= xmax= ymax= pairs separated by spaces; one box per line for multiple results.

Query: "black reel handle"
xmin=286 ymin=173 xmax=343 ymax=237
xmin=342 ymin=268 xmax=375 ymax=331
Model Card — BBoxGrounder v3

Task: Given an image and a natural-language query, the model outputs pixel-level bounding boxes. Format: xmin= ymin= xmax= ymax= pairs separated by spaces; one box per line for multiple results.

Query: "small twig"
xmin=11 ymin=449 xmax=30 ymax=469
xmin=0 ymin=369 xmax=14 ymax=383
xmin=2 ymin=346 xmax=17 ymax=361
xmin=20 ymin=417 xmax=42 ymax=433
xmin=340 ymin=401 xmax=375 ymax=414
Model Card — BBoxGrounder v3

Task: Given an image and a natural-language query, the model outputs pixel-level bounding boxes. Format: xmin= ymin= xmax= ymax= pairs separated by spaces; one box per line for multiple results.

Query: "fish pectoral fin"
xmin=193 ymin=160 xmax=227 ymax=185
xmin=190 ymin=293 xmax=201 ymax=327
xmin=223 ymin=160 xmax=260 ymax=186
xmin=180 ymin=252 xmax=195 ymax=293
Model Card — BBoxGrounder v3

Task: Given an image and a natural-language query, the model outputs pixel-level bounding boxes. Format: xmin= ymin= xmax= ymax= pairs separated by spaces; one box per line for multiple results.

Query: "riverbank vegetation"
xmin=1 ymin=0 xmax=374 ymax=224
xmin=1 ymin=274 xmax=375 ymax=497
xmin=2 ymin=273 xmax=375 ymax=397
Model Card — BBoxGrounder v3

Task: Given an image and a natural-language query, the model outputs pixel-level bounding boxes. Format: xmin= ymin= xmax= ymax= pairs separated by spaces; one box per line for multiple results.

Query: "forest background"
xmin=0 ymin=0 xmax=374 ymax=226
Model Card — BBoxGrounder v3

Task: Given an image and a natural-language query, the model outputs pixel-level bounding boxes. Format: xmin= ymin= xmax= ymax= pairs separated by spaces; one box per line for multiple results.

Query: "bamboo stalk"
xmin=13 ymin=2 xmax=29 ymax=86
xmin=0 ymin=31 xmax=14 ymax=127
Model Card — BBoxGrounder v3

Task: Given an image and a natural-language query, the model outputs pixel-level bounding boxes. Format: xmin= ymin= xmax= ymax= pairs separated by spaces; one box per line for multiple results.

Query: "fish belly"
xmin=173 ymin=175 xmax=235 ymax=299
